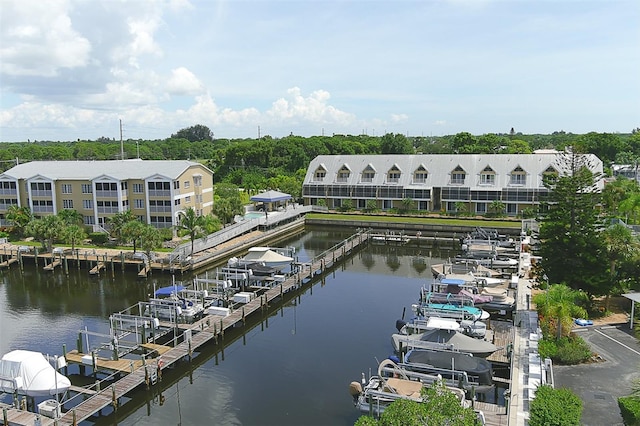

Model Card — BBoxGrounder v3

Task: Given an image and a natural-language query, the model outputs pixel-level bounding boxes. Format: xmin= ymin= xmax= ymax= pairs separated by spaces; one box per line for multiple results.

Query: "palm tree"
xmin=533 ymin=284 xmax=588 ymax=340
xmin=107 ymin=210 xmax=136 ymax=243
xmin=175 ymin=207 xmax=207 ymax=256
xmin=25 ymin=215 xmax=65 ymax=252
xmin=121 ymin=220 xmax=147 ymax=253
xmin=63 ymin=224 xmax=87 ymax=253
xmin=58 ymin=209 xmax=84 ymax=226
xmin=6 ymin=205 xmax=32 ymax=236
xmin=489 ymin=200 xmax=505 ymax=217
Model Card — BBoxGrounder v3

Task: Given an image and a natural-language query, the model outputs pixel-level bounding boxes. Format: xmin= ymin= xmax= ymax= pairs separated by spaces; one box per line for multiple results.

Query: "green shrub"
xmin=89 ymin=232 xmax=109 ymax=245
xmin=529 ymin=385 xmax=582 ymax=426
xmin=619 ymin=396 xmax=640 ymax=426
xmin=538 ymin=338 xmax=558 ymax=359
xmin=555 ymin=336 xmax=592 ymax=364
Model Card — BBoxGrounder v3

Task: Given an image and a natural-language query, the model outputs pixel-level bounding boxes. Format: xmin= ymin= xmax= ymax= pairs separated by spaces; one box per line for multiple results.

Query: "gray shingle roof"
xmin=2 ymin=159 xmax=211 ymax=180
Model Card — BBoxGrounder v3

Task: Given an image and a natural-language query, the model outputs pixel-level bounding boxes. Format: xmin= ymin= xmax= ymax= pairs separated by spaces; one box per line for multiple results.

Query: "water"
xmin=0 ymin=228 xmax=457 ymax=425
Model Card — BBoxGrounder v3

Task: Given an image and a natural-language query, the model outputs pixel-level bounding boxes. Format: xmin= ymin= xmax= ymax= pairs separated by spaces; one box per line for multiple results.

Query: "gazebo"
xmin=250 ymin=190 xmax=292 ymax=212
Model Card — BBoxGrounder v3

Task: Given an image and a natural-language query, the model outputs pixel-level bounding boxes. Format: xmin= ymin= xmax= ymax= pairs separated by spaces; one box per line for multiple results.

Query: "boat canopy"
xmin=155 ymin=285 xmax=185 ymax=297
xmin=0 ymin=350 xmax=70 ymax=397
xmin=440 ymin=278 xmax=466 ymax=286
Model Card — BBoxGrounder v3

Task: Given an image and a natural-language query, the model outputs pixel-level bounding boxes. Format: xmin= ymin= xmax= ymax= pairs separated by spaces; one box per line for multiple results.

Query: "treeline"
xmin=2 ymin=126 xmax=639 ymax=194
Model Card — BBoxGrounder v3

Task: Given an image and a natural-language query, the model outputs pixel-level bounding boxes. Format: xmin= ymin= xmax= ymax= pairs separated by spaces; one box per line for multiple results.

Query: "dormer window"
xmin=413 ymin=165 xmax=428 ymax=184
xmin=387 ymin=165 xmax=401 ymax=183
xmin=480 ymin=166 xmax=495 ymax=185
xmin=314 ymin=166 xmax=327 ymax=182
xmin=361 ymin=165 xmax=376 ymax=183
xmin=542 ymin=165 xmax=558 ymax=185
xmin=337 ymin=165 xmax=351 ymax=183
xmin=510 ymin=166 xmax=526 ymax=185
xmin=451 ymin=166 xmax=466 ymax=184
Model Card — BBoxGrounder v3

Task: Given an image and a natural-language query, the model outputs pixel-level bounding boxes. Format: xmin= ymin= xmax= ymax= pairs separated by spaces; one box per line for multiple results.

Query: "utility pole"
xmin=120 ymin=119 xmax=124 ymax=160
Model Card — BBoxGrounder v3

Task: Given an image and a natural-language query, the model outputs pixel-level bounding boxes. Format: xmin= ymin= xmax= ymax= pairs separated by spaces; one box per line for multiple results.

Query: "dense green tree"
xmin=171 ymin=124 xmax=214 ymax=142
xmin=578 ymin=132 xmax=625 ymax=165
xmin=505 ymin=139 xmax=532 ymax=154
xmin=380 ymin=133 xmax=413 ymax=154
xmin=538 ymin=151 xmax=608 ymax=296
xmin=602 ymin=177 xmax=640 ymax=219
xmin=602 ymin=224 xmax=639 ymax=309
xmin=175 ymin=207 xmax=207 ymax=256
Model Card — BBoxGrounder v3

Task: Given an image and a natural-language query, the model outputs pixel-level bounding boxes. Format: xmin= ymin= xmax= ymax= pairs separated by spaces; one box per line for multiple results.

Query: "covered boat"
xmin=391 ymin=326 xmax=499 ymax=357
xmin=228 ymin=247 xmax=294 ymax=270
xmin=0 ymin=350 xmax=70 ymax=397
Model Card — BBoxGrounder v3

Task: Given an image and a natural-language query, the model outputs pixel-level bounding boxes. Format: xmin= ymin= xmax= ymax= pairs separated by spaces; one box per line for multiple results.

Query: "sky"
xmin=0 ymin=0 xmax=639 ymax=143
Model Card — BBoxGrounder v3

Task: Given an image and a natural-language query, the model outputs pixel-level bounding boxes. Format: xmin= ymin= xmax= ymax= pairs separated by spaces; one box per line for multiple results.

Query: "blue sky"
xmin=1 ymin=0 xmax=638 ymax=142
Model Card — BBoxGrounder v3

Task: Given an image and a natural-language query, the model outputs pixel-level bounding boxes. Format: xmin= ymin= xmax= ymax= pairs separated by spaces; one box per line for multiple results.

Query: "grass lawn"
xmin=306 ymin=212 xmax=523 ymax=228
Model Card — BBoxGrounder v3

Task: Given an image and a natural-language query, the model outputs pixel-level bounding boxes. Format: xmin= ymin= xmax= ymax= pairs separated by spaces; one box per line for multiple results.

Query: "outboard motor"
xmin=349 ymin=381 xmax=363 ymax=404
xmin=395 ymin=319 xmax=407 ymax=333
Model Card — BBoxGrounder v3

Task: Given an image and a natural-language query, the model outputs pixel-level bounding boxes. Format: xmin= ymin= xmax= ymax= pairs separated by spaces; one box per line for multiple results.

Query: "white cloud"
xmin=0 ymin=0 xmax=91 ymax=77
xmin=166 ymin=67 xmax=204 ymax=96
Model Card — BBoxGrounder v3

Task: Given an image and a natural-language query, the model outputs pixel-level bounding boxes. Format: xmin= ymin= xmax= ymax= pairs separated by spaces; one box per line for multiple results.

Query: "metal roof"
xmin=304 ymin=154 xmax=604 ymax=189
xmin=2 ymin=159 xmax=211 ymax=181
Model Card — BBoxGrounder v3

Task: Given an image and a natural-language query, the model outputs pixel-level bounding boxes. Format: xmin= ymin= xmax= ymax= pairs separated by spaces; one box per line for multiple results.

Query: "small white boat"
xmin=228 ymin=247 xmax=294 ymax=270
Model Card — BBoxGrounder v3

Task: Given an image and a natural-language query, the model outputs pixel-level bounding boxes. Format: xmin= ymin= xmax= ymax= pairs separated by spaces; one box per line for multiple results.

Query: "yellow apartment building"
xmin=0 ymin=159 xmax=214 ymax=231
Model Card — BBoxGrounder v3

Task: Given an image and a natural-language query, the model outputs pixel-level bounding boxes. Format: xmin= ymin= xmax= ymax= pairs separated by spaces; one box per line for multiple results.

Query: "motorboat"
xmin=390 ymin=348 xmax=495 ymax=394
xmin=0 ymin=350 xmax=71 ymax=397
xmin=391 ymin=319 xmax=499 ymax=357
xmin=396 ymin=315 xmax=487 ymax=339
xmin=349 ymin=358 xmax=470 ymax=417
xmin=227 ymin=247 xmax=294 ymax=270
xmin=454 ymin=254 xmax=518 ymax=269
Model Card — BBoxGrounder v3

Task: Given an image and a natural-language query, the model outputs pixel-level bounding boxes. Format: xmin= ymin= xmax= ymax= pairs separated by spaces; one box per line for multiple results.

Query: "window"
xmin=480 ymin=166 xmax=496 ymax=185
xmin=383 ymin=200 xmax=393 ymax=210
xmin=173 ymin=181 xmax=180 ymax=190
xmin=82 ymin=200 xmax=93 ymax=209
xmin=133 ymin=183 xmax=144 ymax=193
xmin=361 ymin=165 xmax=376 ymax=183
xmin=510 ymin=166 xmax=526 ymax=185
xmin=387 ymin=166 xmax=401 ymax=183
xmin=122 ymin=199 xmax=129 ymax=208
xmin=83 ymin=216 xmax=95 ymax=225
xmin=506 ymin=203 xmax=517 ymax=215
xmin=95 ymin=182 xmax=117 ymax=191
xmin=196 ymin=194 xmax=203 ymax=203
xmin=314 ymin=168 xmax=326 ymax=182
xmin=135 ymin=199 xmax=144 ymax=209
xmin=336 ymin=165 xmax=351 ymax=183
xmin=184 ymin=180 xmax=191 ymax=189
xmin=148 ymin=182 xmax=170 ymax=190
xmin=185 ymin=196 xmax=191 ymax=203
xmin=451 ymin=166 xmax=466 ymax=184
xmin=81 ymin=184 xmax=93 ymax=194
xmin=61 ymin=184 xmax=72 ymax=194
xmin=476 ymin=203 xmax=487 ymax=214
xmin=121 ymin=182 xmax=128 ymax=190
xmin=413 ymin=166 xmax=428 ymax=183
xmin=63 ymin=199 xmax=74 ymax=209
xmin=174 ymin=199 xmax=181 ymax=206
xmin=137 ymin=215 xmax=145 ymax=222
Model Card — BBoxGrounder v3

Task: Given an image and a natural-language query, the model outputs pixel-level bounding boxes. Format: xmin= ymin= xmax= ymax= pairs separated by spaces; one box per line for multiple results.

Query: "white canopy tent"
xmin=0 ymin=350 xmax=70 ymax=397
xmin=623 ymin=293 xmax=640 ymax=330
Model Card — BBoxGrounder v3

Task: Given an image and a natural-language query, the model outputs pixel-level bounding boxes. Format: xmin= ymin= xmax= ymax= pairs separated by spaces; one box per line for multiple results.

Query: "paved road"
xmin=553 ymin=324 xmax=640 ymax=426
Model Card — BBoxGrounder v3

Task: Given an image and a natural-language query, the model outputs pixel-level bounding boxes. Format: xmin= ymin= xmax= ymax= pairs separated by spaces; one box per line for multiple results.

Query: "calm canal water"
xmin=0 ymin=227 xmax=457 ymax=425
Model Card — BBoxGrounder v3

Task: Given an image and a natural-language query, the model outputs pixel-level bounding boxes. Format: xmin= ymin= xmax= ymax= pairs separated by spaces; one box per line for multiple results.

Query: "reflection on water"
xmin=0 ymin=228 xmax=456 ymax=425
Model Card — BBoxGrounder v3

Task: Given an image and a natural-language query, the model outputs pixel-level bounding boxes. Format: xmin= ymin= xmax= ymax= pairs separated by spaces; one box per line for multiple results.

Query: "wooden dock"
xmin=3 ymin=230 xmax=370 ymax=426
xmin=89 ymin=261 xmax=105 ymax=275
xmin=0 ymin=256 xmax=18 ymax=269
xmin=43 ymin=259 xmax=61 ymax=271
xmin=137 ymin=265 xmax=150 ymax=278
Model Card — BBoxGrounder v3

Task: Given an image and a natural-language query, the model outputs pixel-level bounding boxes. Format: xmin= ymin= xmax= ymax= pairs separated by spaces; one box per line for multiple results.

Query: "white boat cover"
xmin=242 ymin=248 xmax=293 ymax=264
xmin=0 ymin=350 xmax=71 ymax=396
